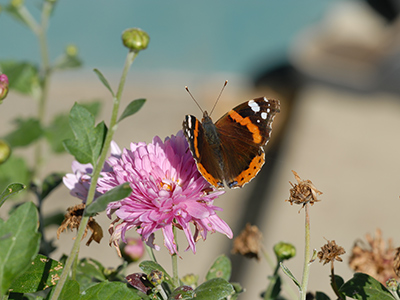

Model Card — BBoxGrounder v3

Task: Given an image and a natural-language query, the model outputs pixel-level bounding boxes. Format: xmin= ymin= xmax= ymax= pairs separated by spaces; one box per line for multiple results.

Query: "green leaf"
xmin=93 ymin=69 xmax=115 ymax=97
xmin=8 ymin=254 xmax=63 ymax=293
xmin=118 ymin=99 xmax=146 ymax=123
xmin=85 ymin=182 xmax=132 ymax=216
xmin=169 ymin=286 xmax=194 ymax=299
xmin=40 ymin=173 xmax=64 ymax=201
xmin=81 ymin=281 xmax=142 ymax=300
xmin=0 ymin=183 xmax=25 ymax=208
xmin=0 ymin=61 xmax=39 ymax=95
xmin=340 ymin=273 xmax=394 ymax=300
xmin=263 ymin=275 xmax=281 ymax=300
xmin=53 ymin=54 xmax=83 ymax=71
xmin=191 ymin=278 xmax=234 ymax=300
xmin=139 ymin=261 xmax=174 ymax=288
xmin=4 ymin=118 xmax=43 ymax=148
xmin=45 ymin=101 xmax=102 ymax=154
xmin=0 ymin=156 xmax=30 ymax=199
xmin=63 ymin=103 xmax=107 ymax=165
xmin=0 ymin=202 xmax=41 ymax=295
xmin=230 ymin=282 xmax=245 ymax=300
xmin=44 ymin=114 xmax=74 ymax=153
xmin=47 ymin=279 xmax=80 ymax=300
xmin=315 ymin=291 xmax=331 ymax=300
xmin=205 ymin=254 xmax=232 ymax=282
xmin=280 ymin=262 xmax=301 ymax=291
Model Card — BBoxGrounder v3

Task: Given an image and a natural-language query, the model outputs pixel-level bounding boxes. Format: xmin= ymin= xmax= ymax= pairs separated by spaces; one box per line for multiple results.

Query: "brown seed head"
xmin=286 ymin=170 xmax=322 ymax=207
xmin=349 ymin=229 xmax=399 ymax=284
xmin=57 ymin=204 xmax=103 ymax=246
xmin=231 ymin=223 xmax=262 ymax=260
xmin=317 ymin=240 xmax=345 ymax=265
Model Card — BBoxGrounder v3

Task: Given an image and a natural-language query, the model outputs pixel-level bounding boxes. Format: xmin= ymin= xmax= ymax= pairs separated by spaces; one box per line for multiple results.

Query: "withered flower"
xmin=317 ymin=240 xmax=346 ymax=265
xmin=393 ymin=247 xmax=400 ymax=277
xmin=231 ymin=223 xmax=262 ymax=260
xmin=286 ymin=170 xmax=322 ymax=208
xmin=349 ymin=229 xmax=399 ymax=284
xmin=57 ymin=204 xmax=103 ymax=246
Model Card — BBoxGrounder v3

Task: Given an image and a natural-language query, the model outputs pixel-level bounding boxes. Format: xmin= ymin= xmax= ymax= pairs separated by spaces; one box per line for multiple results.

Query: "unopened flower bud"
xmin=386 ymin=278 xmax=399 ymax=291
xmin=121 ymin=28 xmax=149 ymax=52
xmin=65 ymin=44 xmax=78 ymax=57
xmin=274 ymin=242 xmax=296 ymax=262
xmin=0 ymin=140 xmax=11 ymax=164
xmin=181 ymin=273 xmax=198 ymax=288
xmin=148 ymin=270 xmax=164 ymax=286
xmin=120 ymin=237 xmax=144 ymax=263
xmin=11 ymin=0 xmax=24 ymax=8
xmin=0 ymin=74 xmax=9 ymax=101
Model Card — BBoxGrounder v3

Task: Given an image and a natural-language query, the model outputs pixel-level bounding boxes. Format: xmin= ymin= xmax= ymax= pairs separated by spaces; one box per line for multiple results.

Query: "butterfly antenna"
xmin=209 ymin=80 xmax=228 ymax=116
xmin=185 ymin=86 xmax=204 ymax=114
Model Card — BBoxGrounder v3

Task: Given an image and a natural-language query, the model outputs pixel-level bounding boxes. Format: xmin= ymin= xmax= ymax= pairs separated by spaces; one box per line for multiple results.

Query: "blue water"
xmin=0 ymin=0 xmax=335 ymax=75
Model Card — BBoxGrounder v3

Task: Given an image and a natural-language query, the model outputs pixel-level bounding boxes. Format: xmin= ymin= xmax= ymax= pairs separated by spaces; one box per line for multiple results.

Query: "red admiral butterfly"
xmin=183 ymin=88 xmax=280 ymax=189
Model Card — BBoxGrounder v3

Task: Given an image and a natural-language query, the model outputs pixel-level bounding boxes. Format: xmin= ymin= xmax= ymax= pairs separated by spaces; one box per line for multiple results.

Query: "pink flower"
xmin=63 ymin=141 xmax=121 ymax=202
xmin=0 ymin=74 xmax=9 ymax=101
xmin=98 ymin=131 xmax=232 ymax=256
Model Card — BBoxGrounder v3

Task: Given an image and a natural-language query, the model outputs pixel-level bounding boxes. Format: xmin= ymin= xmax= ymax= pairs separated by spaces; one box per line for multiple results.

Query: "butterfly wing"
xmin=183 ymin=115 xmax=224 ymax=188
xmin=215 ymin=97 xmax=280 ymax=188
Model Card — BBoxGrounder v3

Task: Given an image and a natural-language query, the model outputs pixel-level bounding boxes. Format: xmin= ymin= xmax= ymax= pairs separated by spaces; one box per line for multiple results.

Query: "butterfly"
xmin=183 ymin=91 xmax=280 ymax=189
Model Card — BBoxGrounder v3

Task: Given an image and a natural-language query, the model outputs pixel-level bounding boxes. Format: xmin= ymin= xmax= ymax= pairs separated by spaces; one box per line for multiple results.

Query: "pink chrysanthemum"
xmin=63 ymin=141 xmax=121 ymax=202
xmin=97 ymin=131 xmax=232 ymax=256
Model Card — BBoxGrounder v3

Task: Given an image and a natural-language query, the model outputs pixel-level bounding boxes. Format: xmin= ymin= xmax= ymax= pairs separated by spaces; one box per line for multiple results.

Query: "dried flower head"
xmin=286 ymin=170 xmax=322 ymax=207
xmin=393 ymin=247 xmax=400 ymax=277
xmin=231 ymin=223 xmax=262 ymax=260
xmin=349 ymin=229 xmax=399 ymax=284
xmin=99 ymin=131 xmax=232 ymax=257
xmin=317 ymin=240 xmax=345 ymax=265
xmin=57 ymin=204 xmax=103 ymax=246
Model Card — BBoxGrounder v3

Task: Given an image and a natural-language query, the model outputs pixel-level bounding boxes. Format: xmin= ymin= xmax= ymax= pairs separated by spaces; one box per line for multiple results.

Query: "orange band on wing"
xmin=230 ymin=153 xmax=265 ymax=188
xmin=228 ymin=110 xmax=262 ymax=144
xmin=193 ymin=120 xmax=200 ymax=158
xmin=197 ymin=163 xmax=223 ymax=188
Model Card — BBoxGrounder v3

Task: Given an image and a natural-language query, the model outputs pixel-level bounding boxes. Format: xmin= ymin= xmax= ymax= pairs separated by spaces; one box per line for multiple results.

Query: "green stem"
xmin=300 ymin=203 xmax=311 ymax=300
xmin=330 ymin=262 xmax=343 ymax=300
xmin=171 ymin=226 xmax=179 ymax=288
xmin=50 ymin=50 xmax=138 ymax=300
xmin=33 ymin=1 xmax=53 ymax=183
xmin=145 ymin=244 xmax=158 ymax=263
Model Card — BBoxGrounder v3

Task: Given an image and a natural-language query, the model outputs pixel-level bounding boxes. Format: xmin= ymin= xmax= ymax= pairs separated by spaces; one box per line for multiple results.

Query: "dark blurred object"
xmin=290 ymin=1 xmax=400 ymax=94
xmin=365 ymin=0 xmax=400 ymax=22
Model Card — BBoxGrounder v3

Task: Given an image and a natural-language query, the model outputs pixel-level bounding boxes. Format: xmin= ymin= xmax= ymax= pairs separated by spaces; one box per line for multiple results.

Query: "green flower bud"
xmin=0 ymin=140 xmax=11 ymax=165
xmin=181 ymin=273 xmax=199 ymax=288
xmin=0 ymin=74 xmax=9 ymax=101
xmin=386 ymin=278 xmax=399 ymax=291
xmin=65 ymin=44 xmax=78 ymax=57
xmin=121 ymin=28 xmax=149 ymax=52
xmin=148 ymin=270 xmax=164 ymax=286
xmin=11 ymin=0 xmax=24 ymax=8
xmin=274 ymin=242 xmax=296 ymax=262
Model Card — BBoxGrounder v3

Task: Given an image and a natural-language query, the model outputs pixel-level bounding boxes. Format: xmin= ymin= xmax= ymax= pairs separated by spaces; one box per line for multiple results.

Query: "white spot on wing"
xmin=248 ymin=99 xmax=260 ymax=112
xmin=261 ymin=112 xmax=267 ymax=119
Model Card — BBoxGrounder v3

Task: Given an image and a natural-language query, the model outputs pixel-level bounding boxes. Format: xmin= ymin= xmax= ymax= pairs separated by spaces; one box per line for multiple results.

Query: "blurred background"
xmin=1 ymin=0 xmax=400 ymax=298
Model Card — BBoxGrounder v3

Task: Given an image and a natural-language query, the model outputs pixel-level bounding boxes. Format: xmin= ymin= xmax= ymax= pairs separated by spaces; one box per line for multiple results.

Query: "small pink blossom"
xmin=0 ymin=74 xmax=9 ymax=101
xmin=121 ymin=237 xmax=145 ymax=263
xmin=98 ymin=131 xmax=232 ymax=256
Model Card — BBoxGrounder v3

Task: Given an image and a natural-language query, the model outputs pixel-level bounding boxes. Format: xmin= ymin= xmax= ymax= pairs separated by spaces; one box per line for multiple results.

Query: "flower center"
xmin=160 ymin=179 xmax=174 ymax=192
